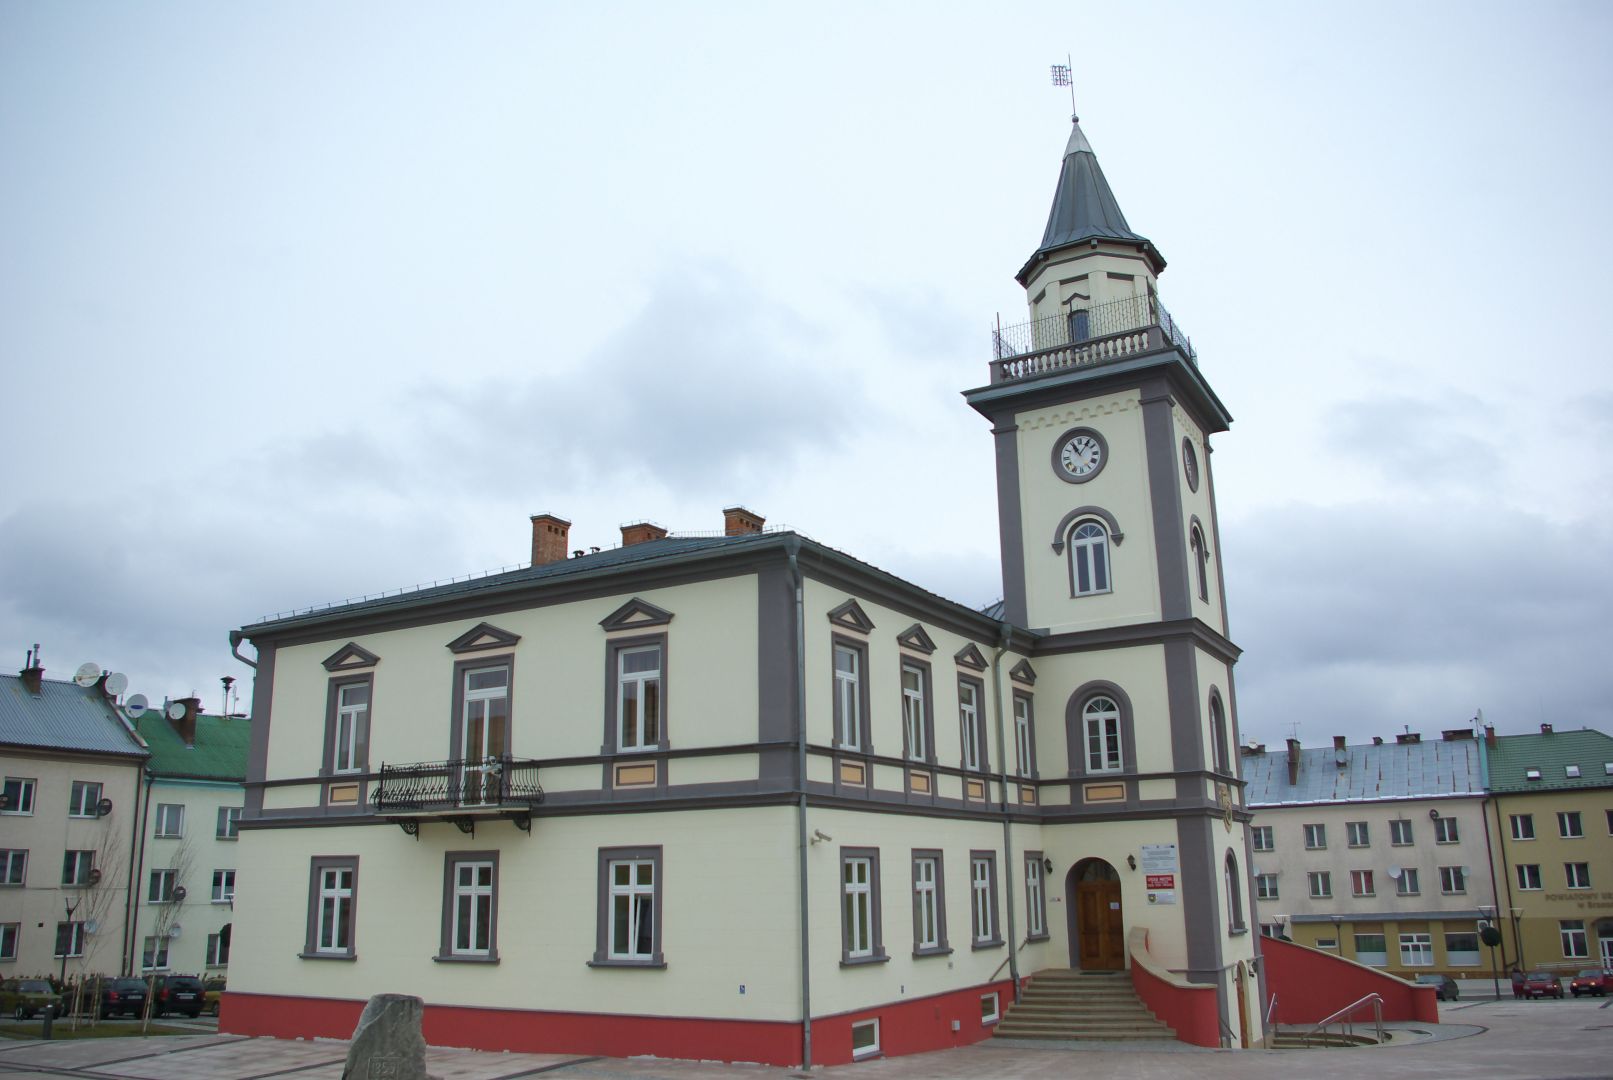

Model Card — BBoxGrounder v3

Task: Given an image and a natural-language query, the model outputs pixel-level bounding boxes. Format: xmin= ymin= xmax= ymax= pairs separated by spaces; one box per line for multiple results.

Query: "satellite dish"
xmin=172 ymin=885 xmax=188 ymax=903
xmin=96 ymin=797 xmax=114 ymax=817
xmin=168 ymin=924 xmax=182 ymax=939
xmin=74 ymin=662 xmax=102 ymax=687
xmin=1462 ymin=865 xmax=1473 ymax=877
xmin=167 ymin=701 xmax=186 ymax=721
xmin=84 ymin=919 xmax=100 ymax=936
xmin=125 ymin=694 xmax=148 ymax=719
xmin=1387 ymin=865 xmax=1403 ymax=880
xmin=104 ymin=672 xmax=128 ymax=697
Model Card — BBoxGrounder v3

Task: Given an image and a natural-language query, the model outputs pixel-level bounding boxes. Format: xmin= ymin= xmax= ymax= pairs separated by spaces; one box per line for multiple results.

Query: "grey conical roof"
xmin=1027 ymin=118 xmax=1153 ymax=266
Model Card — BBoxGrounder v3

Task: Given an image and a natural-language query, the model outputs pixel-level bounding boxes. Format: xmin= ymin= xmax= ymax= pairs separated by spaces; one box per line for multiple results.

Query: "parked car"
xmin=1414 ymin=973 xmax=1459 ymax=1001
xmin=0 ymin=978 xmax=59 ymax=1019
xmin=1570 ymin=969 xmax=1612 ymax=997
xmin=1520 ymin=971 xmax=1564 ymax=999
xmin=202 ymin=977 xmax=226 ymax=1016
xmin=148 ymin=974 xmax=206 ymax=1018
xmin=63 ymin=976 xmax=149 ymax=1018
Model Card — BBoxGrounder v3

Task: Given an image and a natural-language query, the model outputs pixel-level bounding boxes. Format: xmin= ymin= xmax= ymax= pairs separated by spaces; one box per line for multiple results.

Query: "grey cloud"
xmin=1326 ymin=392 xmax=1501 ymax=488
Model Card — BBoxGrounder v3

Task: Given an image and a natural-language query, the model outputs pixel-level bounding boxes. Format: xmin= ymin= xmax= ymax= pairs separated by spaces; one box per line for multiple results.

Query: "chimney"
xmin=1333 ymin=735 xmax=1347 ymax=751
xmin=1484 ymin=724 xmax=1497 ymax=746
xmin=529 ymin=513 xmax=571 ymax=566
xmin=1540 ymin=723 xmax=1553 ymax=735
xmin=1442 ymin=728 xmax=1474 ymax=741
xmin=1286 ymin=737 xmax=1301 ymax=785
xmin=1372 ymin=736 xmax=1384 ymax=745
xmin=1396 ymin=732 xmax=1421 ymax=744
xmin=19 ymin=644 xmax=43 ymax=695
xmin=621 ymin=521 xmax=668 ymax=547
xmin=171 ymin=696 xmax=201 ymax=747
xmin=722 ymin=506 xmax=765 ymax=536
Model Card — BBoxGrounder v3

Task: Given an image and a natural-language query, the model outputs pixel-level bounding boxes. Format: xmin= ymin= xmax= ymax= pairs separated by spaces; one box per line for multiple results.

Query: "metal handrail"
xmin=990 ymin=292 xmax=1196 ymax=372
xmin=1265 ymin=992 xmax=1278 ymax=1026
xmin=372 ymin=755 xmax=545 ymax=813
xmin=990 ymin=936 xmax=1035 ymax=984
xmin=1300 ymin=992 xmax=1383 ymax=1047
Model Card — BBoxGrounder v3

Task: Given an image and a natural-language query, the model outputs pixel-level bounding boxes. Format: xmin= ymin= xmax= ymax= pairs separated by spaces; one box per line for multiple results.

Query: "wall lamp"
xmin=1127 ymin=854 xmax=1137 ymax=871
xmin=1042 ymin=857 xmax=1054 ymax=873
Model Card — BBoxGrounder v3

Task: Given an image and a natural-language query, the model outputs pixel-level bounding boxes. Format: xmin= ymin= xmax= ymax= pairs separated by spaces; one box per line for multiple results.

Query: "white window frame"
xmin=315 ymin=864 xmax=355 ymax=955
xmin=1558 ymin=811 xmax=1584 ymax=838
xmin=1256 ymin=873 xmax=1279 ymax=900
xmin=206 ymin=931 xmax=230 ymax=967
xmin=1510 ymin=813 xmax=1534 ymax=840
xmin=1516 ymin=863 xmax=1542 ymax=891
xmin=833 ymin=644 xmax=861 ymax=751
xmin=1347 ymin=821 xmax=1369 ymax=848
xmin=141 ymin=935 xmax=171 ymax=971
xmin=0 ymin=923 xmax=17 ymax=961
xmin=154 ymin=803 xmax=185 ymax=839
xmin=970 ymin=856 xmax=995 ymax=944
xmin=1 ymin=777 xmax=36 ymax=816
xmin=1399 ymin=932 xmax=1434 ymax=967
xmin=1389 ymin=819 xmax=1413 ymax=846
xmin=608 ymin=858 xmax=656 ymax=960
xmin=1025 ymin=858 xmax=1045 ymax=938
xmin=0 ymin=849 xmax=24 ymax=886
xmin=1308 ymin=871 xmax=1332 ymax=898
xmin=616 ymin=646 xmax=662 ymax=752
xmin=212 ymin=869 xmax=236 ymax=903
xmin=1561 ymin=919 xmax=1589 ymax=958
xmin=62 ymin=850 xmax=94 ymax=887
xmin=68 ymin=781 xmax=102 ymax=818
xmin=914 ymin=856 xmax=940 ymax=951
xmin=1350 ymin=869 xmax=1374 ymax=897
xmin=1013 ymin=696 xmax=1033 ymax=777
xmin=1434 ymin=816 xmax=1459 ymax=843
xmin=851 ymin=1018 xmax=880 ymax=1060
xmin=217 ymin=806 xmax=242 ymax=839
xmin=334 ymin=683 xmax=368 ymax=774
xmin=54 ymin=921 xmax=85 ymax=958
xmin=901 ymin=664 xmax=926 ymax=762
xmin=1251 ymin=825 xmax=1274 ymax=852
xmin=959 ymin=682 xmax=981 ymax=771
xmin=1440 ymin=865 xmax=1466 ymax=894
xmin=1396 ymin=867 xmax=1420 ymax=896
xmin=981 ymin=992 xmax=1000 ymax=1025
xmin=450 ymin=859 xmax=495 ymax=957
xmin=844 ymin=856 xmax=874 ymax=959
xmin=1566 ymin=862 xmax=1591 ymax=889
xmin=149 ymin=867 xmax=178 ymax=902
xmin=1083 ymin=696 xmax=1122 ymax=772
xmin=1304 ymin=823 xmax=1326 ymax=850
xmin=1069 ymin=521 xmax=1111 ymax=596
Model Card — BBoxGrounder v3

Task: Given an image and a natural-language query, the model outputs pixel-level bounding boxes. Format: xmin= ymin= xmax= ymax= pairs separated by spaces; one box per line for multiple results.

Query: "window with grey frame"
xmin=840 ymin=847 xmax=886 ymax=965
xmin=969 ymin=851 xmax=1002 ymax=948
xmin=831 ymin=636 xmax=871 ymax=753
xmin=899 ymin=659 xmax=934 ymax=764
xmin=1083 ymin=695 xmax=1123 ymax=772
xmin=457 ymin=662 xmax=511 ymax=806
xmin=1067 ymin=520 xmax=1111 ymax=596
xmin=1189 ymin=523 xmax=1210 ymax=602
xmin=1208 ymin=694 xmax=1230 ymax=774
xmin=303 ymin=856 xmax=358 ymax=959
xmin=911 ymin=850 xmax=948 ymax=956
xmin=592 ymin=846 xmax=663 ymax=967
xmin=1012 ymin=692 xmax=1036 ymax=778
xmin=1025 ymin=852 xmax=1048 ymax=940
xmin=604 ymin=636 xmax=667 ymax=756
xmin=439 ymin=852 xmax=498 ymax=961
xmin=958 ymin=676 xmax=987 ymax=773
xmin=1224 ymin=851 xmax=1245 ymax=931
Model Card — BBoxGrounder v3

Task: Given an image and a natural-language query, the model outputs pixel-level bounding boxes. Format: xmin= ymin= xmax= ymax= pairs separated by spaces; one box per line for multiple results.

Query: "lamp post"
xmin=1330 ymin=913 xmax=1344 ymax=953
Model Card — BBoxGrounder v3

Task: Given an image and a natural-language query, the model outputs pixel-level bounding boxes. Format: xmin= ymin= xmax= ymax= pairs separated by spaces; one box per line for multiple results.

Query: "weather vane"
xmin=1050 ymin=54 xmax=1076 ymax=119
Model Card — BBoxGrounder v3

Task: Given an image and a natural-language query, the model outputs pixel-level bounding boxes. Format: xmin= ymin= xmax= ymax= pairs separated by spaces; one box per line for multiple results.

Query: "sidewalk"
xmin=0 ymin=997 xmax=1608 ymax=1079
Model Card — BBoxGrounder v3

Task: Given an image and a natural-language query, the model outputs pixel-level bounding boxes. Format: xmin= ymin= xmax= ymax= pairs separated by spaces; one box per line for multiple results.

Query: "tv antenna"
xmin=1050 ymin=54 xmax=1076 ymax=118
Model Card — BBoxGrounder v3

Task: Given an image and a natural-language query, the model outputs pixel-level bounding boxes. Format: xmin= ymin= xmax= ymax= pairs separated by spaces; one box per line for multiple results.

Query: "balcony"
xmin=372 ymin=755 xmax=545 ymax=835
xmin=990 ymin=293 xmax=1196 ymax=384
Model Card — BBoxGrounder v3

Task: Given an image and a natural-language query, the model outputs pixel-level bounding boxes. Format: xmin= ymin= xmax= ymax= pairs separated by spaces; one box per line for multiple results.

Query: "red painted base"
xmin=220 ymin=979 xmax=1017 ymax=1067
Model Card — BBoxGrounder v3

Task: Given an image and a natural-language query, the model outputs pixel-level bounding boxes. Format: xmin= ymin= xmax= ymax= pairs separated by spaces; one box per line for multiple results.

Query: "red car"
xmin=1521 ymin=971 xmax=1564 ymax=999
xmin=1570 ymin=969 xmax=1611 ymax=997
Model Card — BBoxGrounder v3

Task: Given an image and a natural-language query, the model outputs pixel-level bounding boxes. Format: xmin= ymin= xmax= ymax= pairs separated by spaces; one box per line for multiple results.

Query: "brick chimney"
xmin=1372 ymin=736 xmax=1384 ymax=745
xmin=1333 ymin=735 xmax=1347 ymax=750
xmin=621 ymin=521 xmax=668 ymax=547
xmin=1484 ymin=724 xmax=1497 ymax=745
xmin=18 ymin=645 xmax=43 ymax=695
xmin=1396 ymin=732 xmax=1421 ymax=744
xmin=1286 ymin=737 xmax=1301 ymax=785
xmin=529 ymin=513 xmax=571 ymax=566
xmin=722 ymin=506 xmax=765 ymax=536
xmin=1540 ymin=723 xmax=1553 ymax=735
xmin=170 ymin=697 xmax=201 ymax=747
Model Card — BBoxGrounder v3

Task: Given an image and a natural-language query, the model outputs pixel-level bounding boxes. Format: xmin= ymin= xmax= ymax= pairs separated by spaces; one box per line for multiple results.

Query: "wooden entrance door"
xmin=1076 ymin=878 xmax=1124 ymax=969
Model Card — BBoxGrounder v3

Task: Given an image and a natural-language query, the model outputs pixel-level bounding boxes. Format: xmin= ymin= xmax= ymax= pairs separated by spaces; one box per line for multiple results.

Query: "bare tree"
xmin=139 ymin=832 xmax=196 ymax=1032
xmin=63 ymin=815 xmax=128 ymax=1030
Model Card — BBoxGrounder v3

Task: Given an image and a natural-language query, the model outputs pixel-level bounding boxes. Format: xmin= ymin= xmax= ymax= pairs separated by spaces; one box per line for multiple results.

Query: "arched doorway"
xmin=1066 ymin=858 xmax=1124 ymax=970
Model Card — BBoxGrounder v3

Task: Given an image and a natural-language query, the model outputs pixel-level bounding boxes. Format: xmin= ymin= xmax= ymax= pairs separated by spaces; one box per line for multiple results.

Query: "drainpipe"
xmin=1490 ymin=794 xmax=1523 ymax=971
xmin=125 ymin=768 xmax=154 ymax=975
xmin=228 ymin=630 xmax=257 ymax=670
xmin=785 ymin=539 xmax=812 ymax=1068
xmin=990 ymin=621 xmax=1020 ymax=1003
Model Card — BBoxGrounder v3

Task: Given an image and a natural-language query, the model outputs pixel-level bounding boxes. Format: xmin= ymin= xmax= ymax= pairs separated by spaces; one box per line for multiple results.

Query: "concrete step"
xmin=996 ymin=968 xmax=1178 ymax=1044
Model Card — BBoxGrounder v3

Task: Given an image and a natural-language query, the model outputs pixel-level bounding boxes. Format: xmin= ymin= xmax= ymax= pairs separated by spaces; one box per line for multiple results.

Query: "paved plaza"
xmin=0 ymin=998 xmax=1610 ymax=1080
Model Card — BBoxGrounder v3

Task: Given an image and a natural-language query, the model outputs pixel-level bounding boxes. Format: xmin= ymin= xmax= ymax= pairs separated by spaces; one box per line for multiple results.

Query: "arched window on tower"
xmin=1209 ymin=693 xmax=1230 ymax=775
xmin=1083 ymin=695 xmax=1123 ymax=773
xmin=1068 ymin=521 xmax=1111 ymax=597
xmin=1225 ymin=850 xmax=1245 ymax=932
xmin=1189 ymin=523 xmax=1210 ymax=603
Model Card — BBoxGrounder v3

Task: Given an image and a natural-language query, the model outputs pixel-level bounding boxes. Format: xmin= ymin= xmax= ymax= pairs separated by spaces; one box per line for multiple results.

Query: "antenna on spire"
xmin=1050 ymin=54 xmax=1076 ymax=121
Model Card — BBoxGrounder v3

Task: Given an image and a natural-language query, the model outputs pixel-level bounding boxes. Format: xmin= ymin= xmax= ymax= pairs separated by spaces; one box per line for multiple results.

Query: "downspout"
xmin=1491 ymin=794 xmax=1522 ymax=970
xmin=785 ymin=539 xmax=812 ymax=1068
xmin=1478 ymin=731 xmax=1520 ymax=971
xmin=990 ymin=621 xmax=1020 ymax=1002
xmin=1480 ymin=796 xmax=1509 ymax=972
xmin=228 ymin=630 xmax=258 ymax=670
xmin=125 ymin=767 xmax=154 ymax=975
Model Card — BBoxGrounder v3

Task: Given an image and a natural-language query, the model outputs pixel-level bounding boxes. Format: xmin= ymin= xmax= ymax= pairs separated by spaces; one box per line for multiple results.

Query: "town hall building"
xmin=223 ymin=115 xmax=1260 ymax=1065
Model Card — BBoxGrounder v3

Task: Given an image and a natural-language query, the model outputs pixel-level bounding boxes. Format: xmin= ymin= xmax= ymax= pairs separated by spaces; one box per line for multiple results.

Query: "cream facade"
xmin=226 ymin=116 xmax=1260 ymax=1064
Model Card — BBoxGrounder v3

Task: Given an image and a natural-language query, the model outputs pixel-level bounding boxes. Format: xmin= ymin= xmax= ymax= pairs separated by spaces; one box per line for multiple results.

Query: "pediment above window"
xmin=322 ymin=642 xmax=380 ymax=671
xmin=1051 ymin=506 xmax=1124 ymax=554
xmin=446 ymin=622 xmax=522 ymax=654
xmin=1010 ymin=659 xmax=1038 ymax=686
xmin=954 ymin=643 xmax=988 ymax=671
xmin=896 ymin=623 xmax=937 ymax=655
xmin=827 ymin=598 xmax=876 ymax=634
xmin=599 ymin=597 xmax=675 ymax=631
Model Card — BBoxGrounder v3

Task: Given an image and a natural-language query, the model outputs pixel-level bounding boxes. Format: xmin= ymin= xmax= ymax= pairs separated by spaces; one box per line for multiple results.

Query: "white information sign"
xmin=1139 ymin=843 xmax=1178 ymax=874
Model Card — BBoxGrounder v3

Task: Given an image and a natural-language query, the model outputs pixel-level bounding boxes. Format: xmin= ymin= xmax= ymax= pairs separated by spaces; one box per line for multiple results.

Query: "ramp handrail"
xmin=1300 ymin=992 xmax=1383 ymax=1047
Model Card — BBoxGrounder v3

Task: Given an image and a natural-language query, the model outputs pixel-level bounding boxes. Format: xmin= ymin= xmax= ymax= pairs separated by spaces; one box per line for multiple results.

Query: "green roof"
xmin=134 ymin=711 xmax=250 ymax=782
xmin=1485 ymin=728 xmax=1613 ymax=792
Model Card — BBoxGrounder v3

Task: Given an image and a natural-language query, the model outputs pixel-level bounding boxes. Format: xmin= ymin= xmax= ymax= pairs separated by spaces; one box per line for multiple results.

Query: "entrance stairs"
xmin=993 ymin=969 xmax=1177 ymax=1041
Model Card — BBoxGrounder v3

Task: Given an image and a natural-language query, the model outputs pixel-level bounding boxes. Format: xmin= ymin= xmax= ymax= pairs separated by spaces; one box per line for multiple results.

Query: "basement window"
xmin=981 ymin=992 xmax=1000 ymax=1025
xmin=851 ymin=1018 xmax=880 ymax=1059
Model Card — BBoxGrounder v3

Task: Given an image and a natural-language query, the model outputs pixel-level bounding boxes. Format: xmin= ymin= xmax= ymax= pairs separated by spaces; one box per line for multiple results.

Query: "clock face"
xmin=1052 ymin=427 xmax=1107 ymax=484
xmin=1182 ymin=437 xmax=1200 ymax=492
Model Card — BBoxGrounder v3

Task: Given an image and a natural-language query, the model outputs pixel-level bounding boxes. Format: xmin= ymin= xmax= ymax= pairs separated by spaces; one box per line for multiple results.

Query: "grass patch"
xmin=0 ymin=1021 xmax=196 ymax=1040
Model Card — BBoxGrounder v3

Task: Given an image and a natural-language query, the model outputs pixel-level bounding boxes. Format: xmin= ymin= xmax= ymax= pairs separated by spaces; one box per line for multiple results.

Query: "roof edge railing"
xmin=990 ymin=293 xmax=1195 ymax=383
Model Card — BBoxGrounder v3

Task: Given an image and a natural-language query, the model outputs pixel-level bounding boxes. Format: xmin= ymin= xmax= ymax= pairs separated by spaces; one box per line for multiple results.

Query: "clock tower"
xmin=965 ymin=115 xmax=1259 ymax=1041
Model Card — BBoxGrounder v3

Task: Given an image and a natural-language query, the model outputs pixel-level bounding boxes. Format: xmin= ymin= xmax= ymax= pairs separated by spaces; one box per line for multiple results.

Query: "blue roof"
xmin=1244 ymin=738 xmax=1483 ymax=806
xmin=0 ymin=674 xmax=148 ymax=759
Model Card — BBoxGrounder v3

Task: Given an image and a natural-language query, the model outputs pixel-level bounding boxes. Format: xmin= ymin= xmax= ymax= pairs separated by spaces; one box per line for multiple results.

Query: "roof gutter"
xmin=228 ymin=630 xmax=257 ymax=670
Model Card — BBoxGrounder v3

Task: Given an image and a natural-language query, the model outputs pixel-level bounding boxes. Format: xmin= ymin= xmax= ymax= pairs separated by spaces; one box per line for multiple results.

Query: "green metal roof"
xmin=1484 ymin=728 xmax=1613 ymax=792
xmin=134 ymin=711 xmax=250 ymax=782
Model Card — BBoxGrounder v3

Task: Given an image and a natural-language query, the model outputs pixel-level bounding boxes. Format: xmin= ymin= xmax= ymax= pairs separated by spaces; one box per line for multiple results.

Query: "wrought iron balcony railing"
xmin=990 ymin=292 xmax=1195 ymax=383
xmin=372 ymin=755 xmax=545 ymax=814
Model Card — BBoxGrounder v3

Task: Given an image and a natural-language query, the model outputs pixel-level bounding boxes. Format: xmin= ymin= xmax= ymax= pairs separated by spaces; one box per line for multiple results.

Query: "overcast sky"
xmin=2 ymin=2 xmax=1609 ymax=747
